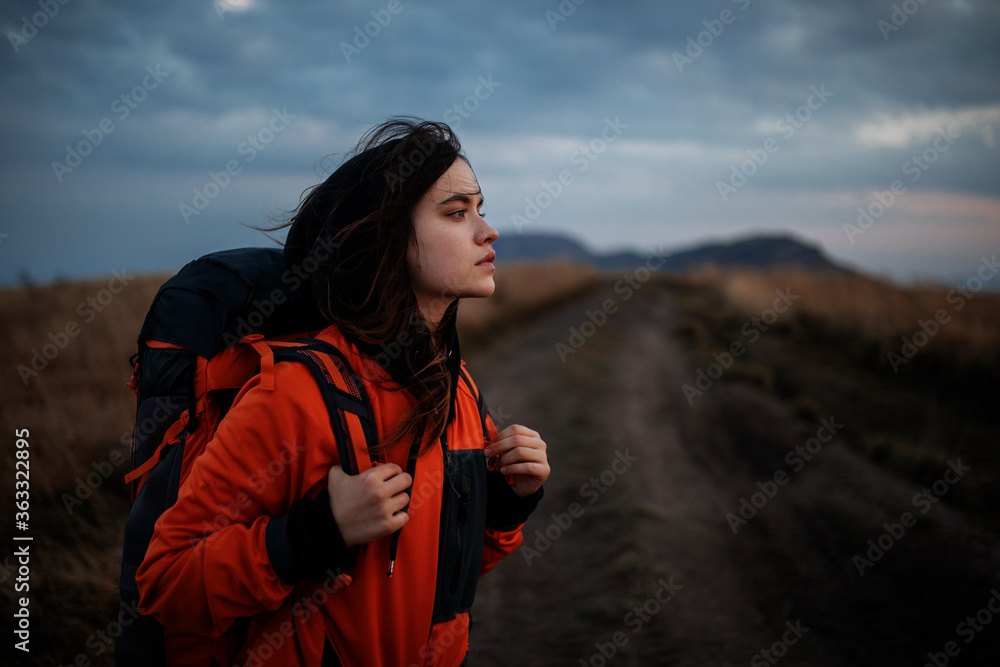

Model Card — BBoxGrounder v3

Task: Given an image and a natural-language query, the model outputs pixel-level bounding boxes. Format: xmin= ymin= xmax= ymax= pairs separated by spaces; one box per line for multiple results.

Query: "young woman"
xmin=135 ymin=119 xmax=549 ymax=665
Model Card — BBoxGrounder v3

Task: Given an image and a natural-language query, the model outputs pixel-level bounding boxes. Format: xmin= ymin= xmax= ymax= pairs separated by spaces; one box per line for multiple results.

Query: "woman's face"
xmin=408 ymin=158 xmax=499 ymax=325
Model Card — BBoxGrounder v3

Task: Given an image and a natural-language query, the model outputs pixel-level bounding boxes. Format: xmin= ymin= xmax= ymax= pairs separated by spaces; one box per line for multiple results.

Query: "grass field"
xmin=672 ymin=266 xmax=1000 ymax=533
xmin=1 ymin=261 xmax=998 ymax=665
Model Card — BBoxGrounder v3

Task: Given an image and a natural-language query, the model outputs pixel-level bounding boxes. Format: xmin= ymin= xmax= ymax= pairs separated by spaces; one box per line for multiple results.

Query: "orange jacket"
xmin=135 ymin=324 xmax=539 ymax=666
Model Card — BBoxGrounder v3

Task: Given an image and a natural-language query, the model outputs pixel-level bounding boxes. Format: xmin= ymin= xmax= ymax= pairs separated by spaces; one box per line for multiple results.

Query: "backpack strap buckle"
xmin=124 ymin=409 xmax=190 ymax=487
xmin=242 ymin=334 xmax=309 ymax=392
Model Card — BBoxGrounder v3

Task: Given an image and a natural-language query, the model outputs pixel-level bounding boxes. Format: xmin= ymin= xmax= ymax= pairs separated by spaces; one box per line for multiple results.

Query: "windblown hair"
xmin=280 ymin=118 xmax=464 ymax=457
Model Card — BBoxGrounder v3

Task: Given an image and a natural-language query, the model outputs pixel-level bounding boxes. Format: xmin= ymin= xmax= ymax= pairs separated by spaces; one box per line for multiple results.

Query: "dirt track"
xmin=465 ymin=281 xmax=1000 ymax=666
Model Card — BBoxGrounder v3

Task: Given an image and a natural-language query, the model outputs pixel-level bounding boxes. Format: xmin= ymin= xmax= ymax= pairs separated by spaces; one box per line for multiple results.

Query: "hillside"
xmin=493 ymin=232 xmax=849 ymax=274
xmin=1 ymin=263 xmax=999 ymax=665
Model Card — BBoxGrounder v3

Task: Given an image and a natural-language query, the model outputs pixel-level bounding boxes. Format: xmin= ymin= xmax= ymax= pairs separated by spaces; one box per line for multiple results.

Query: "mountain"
xmin=491 ymin=233 xmax=596 ymax=264
xmin=493 ymin=232 xmax=850 ymax=274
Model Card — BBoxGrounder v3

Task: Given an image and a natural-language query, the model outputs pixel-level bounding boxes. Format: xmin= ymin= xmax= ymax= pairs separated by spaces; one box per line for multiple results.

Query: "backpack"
xmin=115 ymin=247 xmax=380 ymax=667
xmin=115 ymin=247 xmax=494 ymax=666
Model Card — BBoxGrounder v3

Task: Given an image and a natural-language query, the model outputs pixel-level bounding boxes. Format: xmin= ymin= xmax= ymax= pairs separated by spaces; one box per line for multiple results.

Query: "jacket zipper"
xmin=441 ymin=431 xmax=468 ymax=595
xmin=450 ymin=472 xmax=469 ymax=595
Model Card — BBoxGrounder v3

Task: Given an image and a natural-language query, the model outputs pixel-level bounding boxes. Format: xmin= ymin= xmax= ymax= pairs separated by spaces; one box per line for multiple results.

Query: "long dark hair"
xmin=281 ymin=118 xmax=464 ymax=457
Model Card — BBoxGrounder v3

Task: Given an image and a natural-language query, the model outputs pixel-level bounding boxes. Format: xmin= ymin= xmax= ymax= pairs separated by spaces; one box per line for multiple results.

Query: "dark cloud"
xmin=1 ymin=0 xmax=998 ymax=284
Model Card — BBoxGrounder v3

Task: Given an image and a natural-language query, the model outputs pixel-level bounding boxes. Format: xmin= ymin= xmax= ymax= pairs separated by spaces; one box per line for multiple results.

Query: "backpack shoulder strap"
xmin=458 ymin=365 xmax=513 ymax=483
xmin=458 ymin=365 xmax=491 ymax=440
xmin=272 ymin=339 xmax=380 ymax=475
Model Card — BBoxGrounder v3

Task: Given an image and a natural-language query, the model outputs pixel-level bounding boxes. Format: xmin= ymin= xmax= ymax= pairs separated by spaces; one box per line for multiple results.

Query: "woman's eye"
xmin=447 ymin=205 xmax=485 ymax=219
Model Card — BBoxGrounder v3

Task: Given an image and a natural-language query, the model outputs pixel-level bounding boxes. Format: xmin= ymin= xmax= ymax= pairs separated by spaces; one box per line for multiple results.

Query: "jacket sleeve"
xmin=479 ymin=413 xmax=543 ymax=576
xmin=135 ymin=362 xmax=352 ymax=636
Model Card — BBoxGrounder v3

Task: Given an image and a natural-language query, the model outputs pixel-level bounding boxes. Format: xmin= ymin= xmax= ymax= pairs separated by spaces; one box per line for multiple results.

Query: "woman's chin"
xmin=465 ymin=280 xmax=496 ymax=299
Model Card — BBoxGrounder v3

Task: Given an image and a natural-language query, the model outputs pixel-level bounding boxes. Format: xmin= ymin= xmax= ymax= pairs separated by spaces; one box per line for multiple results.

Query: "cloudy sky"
xmin=1 ymin=0 xmax=998 ymax=287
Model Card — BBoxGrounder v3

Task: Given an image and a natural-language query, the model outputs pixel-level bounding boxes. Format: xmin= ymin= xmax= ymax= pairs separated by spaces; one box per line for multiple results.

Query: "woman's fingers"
xmin=484 ymin=424 xmax=550 ymax=497
xmin=485 ymin=424 xmax=544 ymax=458
xmin=327 ymin=464 xmax=412 ymax=546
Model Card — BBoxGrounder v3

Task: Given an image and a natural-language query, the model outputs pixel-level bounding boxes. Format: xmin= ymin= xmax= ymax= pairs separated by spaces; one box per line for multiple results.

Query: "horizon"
xmin=5 ymin=229 xmax=999 ymax=294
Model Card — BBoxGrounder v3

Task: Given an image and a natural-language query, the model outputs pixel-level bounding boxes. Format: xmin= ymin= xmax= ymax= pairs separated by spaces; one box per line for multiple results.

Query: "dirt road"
xmin=465 ymin=281 xmax=1000 ymax=666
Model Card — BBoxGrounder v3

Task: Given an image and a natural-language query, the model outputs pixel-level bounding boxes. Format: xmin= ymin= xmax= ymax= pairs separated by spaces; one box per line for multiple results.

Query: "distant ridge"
xmin=493 ymin=232 xmax=849 ymax=274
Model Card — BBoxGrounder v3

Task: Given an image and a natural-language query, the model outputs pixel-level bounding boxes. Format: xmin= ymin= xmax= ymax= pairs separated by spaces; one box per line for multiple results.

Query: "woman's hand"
xmin=327 ymin=464 xmax=412 ymax=547
xmin=485 ymin=424 xmax=550 ymax=497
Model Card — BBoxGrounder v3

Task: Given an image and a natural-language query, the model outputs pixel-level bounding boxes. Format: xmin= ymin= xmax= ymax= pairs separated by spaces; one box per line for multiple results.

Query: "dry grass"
xmin=0 ymin=274 xmax=167 ymax=666
xmin=679 ymin=266 xmax=1000 ymax=374
xmin=3 ymin=260 xmax=997 ymax=664
xmin=673 ymin=266 xmax=1000 ymax=533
